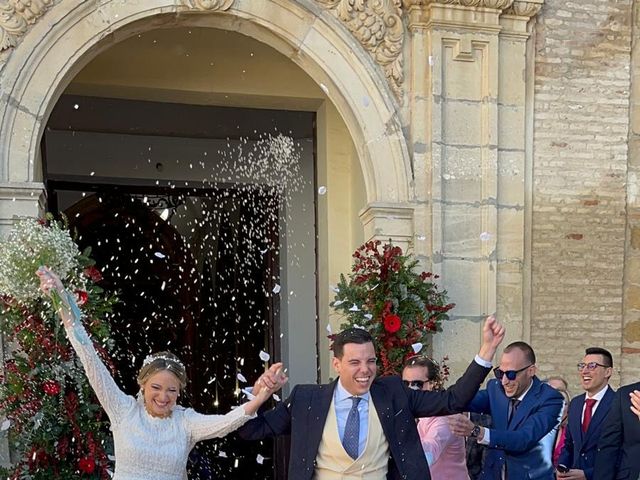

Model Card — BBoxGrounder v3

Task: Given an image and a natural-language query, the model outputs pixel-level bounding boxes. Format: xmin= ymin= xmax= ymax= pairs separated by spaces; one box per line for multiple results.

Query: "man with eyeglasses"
xmin=555 ymin=347 xmax=614 ymax=480
xmin=449 ymin=341 xmax=564 ymax=479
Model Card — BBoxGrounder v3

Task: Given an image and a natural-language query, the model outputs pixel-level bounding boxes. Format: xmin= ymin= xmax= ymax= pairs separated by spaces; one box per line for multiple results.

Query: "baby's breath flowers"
xmin=0 ymin=218 xmax=81 ymax=304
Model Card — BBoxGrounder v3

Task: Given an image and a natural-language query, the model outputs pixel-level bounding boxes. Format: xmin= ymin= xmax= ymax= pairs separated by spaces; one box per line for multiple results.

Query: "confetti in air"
xmin=38 ymin=131 xmax=309 ymax=475
xmin=317 ymin=186 xmax=327 ymax=195
xmin=412 ymin=343 xmax=423 ymax=354
xmin=480 ymin=231 xmax=493 ymax=242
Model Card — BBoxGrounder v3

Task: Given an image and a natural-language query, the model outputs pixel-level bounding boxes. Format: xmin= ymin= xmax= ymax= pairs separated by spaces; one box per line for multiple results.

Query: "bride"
xmin=37 ymin=266 xmax=287 ymax=480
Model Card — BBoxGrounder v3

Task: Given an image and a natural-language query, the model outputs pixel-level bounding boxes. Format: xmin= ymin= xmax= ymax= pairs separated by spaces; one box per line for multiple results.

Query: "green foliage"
xmin=330 ymin=240 xmax=454 ymax=376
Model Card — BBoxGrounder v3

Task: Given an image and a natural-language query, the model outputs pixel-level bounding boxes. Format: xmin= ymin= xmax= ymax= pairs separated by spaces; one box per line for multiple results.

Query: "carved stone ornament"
xmin=0 ymin=0 xmax=55 ymax=51
xmin=315 ymin=0 xmax=404 ymax=99
xmin=179 ymin=0 xmax=234 ymax=10
xmin=402 ymin=0 xmax=514 ymax=7
xmin=503 ymin=0 xmax=543 ymax=17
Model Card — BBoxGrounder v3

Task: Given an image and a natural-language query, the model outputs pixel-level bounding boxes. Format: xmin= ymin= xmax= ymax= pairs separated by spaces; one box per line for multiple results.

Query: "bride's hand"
xmin=36 ymin=266 xmax=64 ymax=296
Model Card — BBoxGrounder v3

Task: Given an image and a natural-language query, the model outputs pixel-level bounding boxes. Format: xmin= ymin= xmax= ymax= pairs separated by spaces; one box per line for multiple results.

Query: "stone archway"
xmin=0 ymin=0 xmax=412 ymax=215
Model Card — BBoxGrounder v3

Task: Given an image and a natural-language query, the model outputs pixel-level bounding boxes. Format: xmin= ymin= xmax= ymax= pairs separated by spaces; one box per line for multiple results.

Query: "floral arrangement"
xmin=330 ymin=240 xmax=454 ymax=376
xmin=0 ymin=216 xmax=117 ymax=479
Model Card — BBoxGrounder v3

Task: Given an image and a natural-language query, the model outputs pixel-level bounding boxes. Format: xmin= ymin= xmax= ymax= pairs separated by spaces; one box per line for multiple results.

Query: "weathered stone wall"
xmin=532 ymin=0 xmax=634 ymax=391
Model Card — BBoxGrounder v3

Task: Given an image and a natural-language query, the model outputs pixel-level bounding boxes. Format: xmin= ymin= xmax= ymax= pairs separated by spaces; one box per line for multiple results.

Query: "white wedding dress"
xmin=64 ymin=296 xmax=253 ymax=480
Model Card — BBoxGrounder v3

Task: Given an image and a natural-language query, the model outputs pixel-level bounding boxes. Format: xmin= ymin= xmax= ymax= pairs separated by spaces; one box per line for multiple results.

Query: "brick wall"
xmin=532 ymin=0 xmax=633 ymax=393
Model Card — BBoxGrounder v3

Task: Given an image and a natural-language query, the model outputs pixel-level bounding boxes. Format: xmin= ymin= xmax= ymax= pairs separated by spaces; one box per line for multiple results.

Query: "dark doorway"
xmin=43 ymin=95 xmax=315 ymax=479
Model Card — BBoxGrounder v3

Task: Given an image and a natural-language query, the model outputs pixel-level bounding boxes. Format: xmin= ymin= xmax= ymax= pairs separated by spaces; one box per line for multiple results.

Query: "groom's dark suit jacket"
xmin=238 ymin=361 xmax=491 ymax=480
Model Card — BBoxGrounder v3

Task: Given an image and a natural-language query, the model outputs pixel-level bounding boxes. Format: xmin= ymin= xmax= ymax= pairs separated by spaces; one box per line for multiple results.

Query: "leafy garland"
xmin=330 ymin=240 xmax=454 ymax=376
xmin=0 ymin=217 xmax=117 ymax=479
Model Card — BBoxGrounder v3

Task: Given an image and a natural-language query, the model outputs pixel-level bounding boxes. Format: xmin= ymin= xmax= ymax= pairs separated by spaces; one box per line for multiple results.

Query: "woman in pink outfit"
xmin=545 ymin=377 xmax=571 ymax=466
xmin=403 ymin=356 xmax=470 ymax=480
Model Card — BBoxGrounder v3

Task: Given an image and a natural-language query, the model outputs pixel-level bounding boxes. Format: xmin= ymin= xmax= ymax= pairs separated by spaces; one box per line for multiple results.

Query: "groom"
xmin=239 ymin=316 xmax=505 ymax=480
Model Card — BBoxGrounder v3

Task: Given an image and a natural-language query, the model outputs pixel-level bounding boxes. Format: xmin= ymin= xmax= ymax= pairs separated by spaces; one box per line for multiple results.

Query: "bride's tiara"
xmin=142 ymin=354 xmax=185 ymax=370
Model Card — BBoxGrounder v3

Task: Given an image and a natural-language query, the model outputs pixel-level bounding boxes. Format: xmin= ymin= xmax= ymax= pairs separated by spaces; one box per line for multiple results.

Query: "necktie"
xmin=582 ymin=398 xmax=597 ymax=433
xmin=342 ymin=396 xmax=362 ymax=459
xmin=508 ymin=398 xmax=521 ymax=424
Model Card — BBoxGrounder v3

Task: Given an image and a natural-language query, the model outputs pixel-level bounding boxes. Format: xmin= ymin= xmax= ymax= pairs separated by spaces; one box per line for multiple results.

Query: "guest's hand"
xmin=478 ymin=315 xmax=505 ymax=362
xmin=448 ymin=413 xmax=475 ymax=437
xmin=556 ymin=469 xmax=586 ymax=479
xmin=630 ymin=390 xmax=640 ymax=420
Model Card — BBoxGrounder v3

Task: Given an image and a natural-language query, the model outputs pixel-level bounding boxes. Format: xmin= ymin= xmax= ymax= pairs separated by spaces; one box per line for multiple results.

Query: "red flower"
xmin=383 ymin=314 xmax=401 ymax=333
xmin=42 ymin=380 xmax=61 ymax=396
xmin=78 ymin=456 xmax=96 ymax=474
xmin=75 ymin=290 xmax=88 ymax=306
xmin=83 ymin=266 xmax=103 ymax=283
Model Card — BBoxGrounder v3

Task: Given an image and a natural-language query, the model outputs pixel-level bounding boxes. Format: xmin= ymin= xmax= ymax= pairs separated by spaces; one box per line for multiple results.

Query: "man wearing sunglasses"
xmin=556 ymin=347 xmax=614 ymax=480
xmin=449 ymin=341 xmax=563 ymax=479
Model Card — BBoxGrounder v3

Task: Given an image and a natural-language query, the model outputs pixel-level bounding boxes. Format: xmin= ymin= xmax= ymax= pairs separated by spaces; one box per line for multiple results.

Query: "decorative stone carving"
xmin=0 ymin=0 xmax=55 ymax=51
xmin=0 ymin=0 xmax=236 ymax=53
xmin=315 ymin=0 xmax=404 ymax=99
xmin=503 ymin=0 xmax=543 ymax=18
xmin=179 ymin=0 xmax=234 ymax=10
xmin=402 ymin=0 xmax=514 ymax=8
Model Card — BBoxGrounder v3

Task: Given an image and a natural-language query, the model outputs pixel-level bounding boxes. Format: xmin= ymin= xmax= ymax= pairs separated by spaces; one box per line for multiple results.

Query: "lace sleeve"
xmin=183 ymin=405 xmax=255 ymax=446
xmin=61 ymin=290 xmax=134 ymax=424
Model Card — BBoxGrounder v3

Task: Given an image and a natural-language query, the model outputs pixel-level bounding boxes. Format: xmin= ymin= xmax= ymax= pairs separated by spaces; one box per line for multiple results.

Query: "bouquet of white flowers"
xmin=0 ymin=218 xmax=82 ymax=304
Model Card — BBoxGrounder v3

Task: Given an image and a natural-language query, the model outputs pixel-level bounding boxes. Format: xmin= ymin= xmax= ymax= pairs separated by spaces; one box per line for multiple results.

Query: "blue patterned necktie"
xmin=342 ymin=396 xmax=362 ymax=459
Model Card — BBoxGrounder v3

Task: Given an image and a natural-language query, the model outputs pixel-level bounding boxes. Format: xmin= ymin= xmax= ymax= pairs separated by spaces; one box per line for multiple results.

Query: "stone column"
xmin=0 ymin=182 xmax=44 ymax=236
xmin=622 ymin=0 xmax=640 ymax=385
xmin=403 ymin=0 xmax=542 ymax=374
xmin=359 ymin=202 xmax=415 ymax=252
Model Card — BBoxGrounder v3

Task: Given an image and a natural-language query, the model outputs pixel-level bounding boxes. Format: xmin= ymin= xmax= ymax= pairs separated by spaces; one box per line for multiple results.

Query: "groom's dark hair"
xmin=332 ymin=328 xmax=374 ymax=359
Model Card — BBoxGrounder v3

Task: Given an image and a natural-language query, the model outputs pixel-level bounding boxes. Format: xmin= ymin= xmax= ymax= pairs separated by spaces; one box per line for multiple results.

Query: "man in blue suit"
xmin=557 ymin=347 xmax=615 ymax=480
xmin=238 ymin=316 xmax=505 ymax=480
xmin=449 ymin=341 xmax=564 ymax=479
